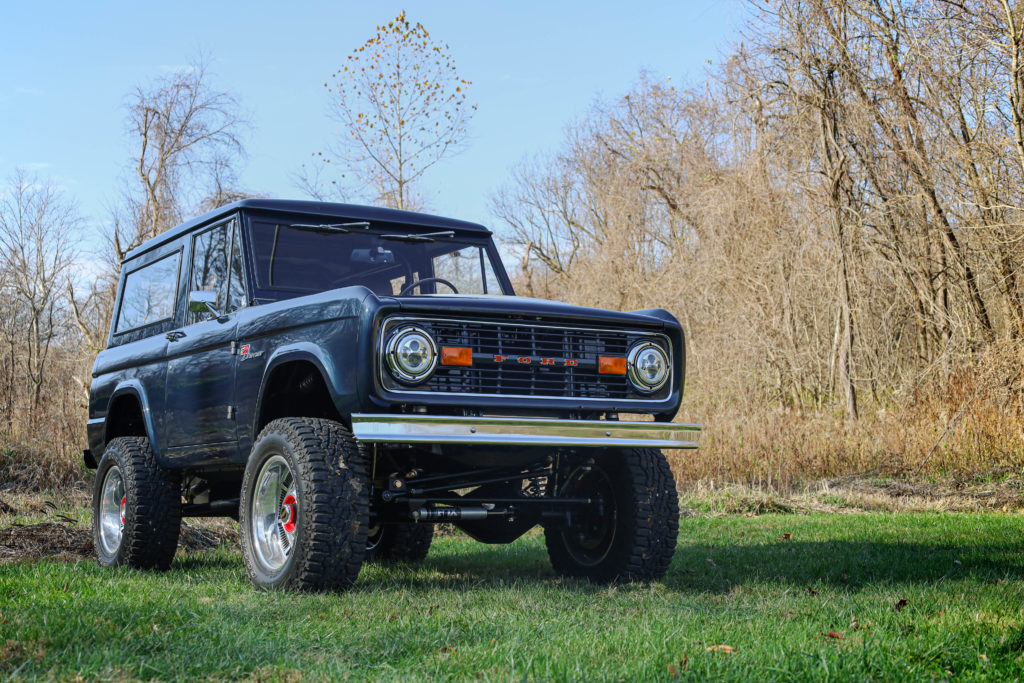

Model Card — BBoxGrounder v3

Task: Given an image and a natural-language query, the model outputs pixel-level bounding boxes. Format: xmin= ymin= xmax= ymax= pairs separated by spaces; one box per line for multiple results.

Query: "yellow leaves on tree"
xmin=318 ymin=10 xmax=475 ymax=211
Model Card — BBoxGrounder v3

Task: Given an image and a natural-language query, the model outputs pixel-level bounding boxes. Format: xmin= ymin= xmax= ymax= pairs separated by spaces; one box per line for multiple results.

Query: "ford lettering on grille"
xmin=492 ymin=355 xmax=580 ymax=367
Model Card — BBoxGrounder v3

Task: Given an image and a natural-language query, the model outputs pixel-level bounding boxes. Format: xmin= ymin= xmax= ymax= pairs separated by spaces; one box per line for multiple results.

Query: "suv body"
xmin=86 ymin=199 xmax=700 ymax=589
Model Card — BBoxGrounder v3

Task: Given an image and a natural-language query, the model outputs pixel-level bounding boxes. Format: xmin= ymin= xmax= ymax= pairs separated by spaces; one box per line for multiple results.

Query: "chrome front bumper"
xmin=350 ymin=413 xmax=701 ymax=449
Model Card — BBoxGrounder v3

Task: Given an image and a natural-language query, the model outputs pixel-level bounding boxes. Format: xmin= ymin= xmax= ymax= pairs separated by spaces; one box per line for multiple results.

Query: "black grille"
xmin=384 ymin=318 xmax=664 ymax=400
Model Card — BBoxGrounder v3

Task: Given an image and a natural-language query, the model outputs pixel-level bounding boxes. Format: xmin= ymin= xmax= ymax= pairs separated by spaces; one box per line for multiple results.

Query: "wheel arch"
xmin=253 ymin=345 xmax=348 ymax=436
xmin=103 ymin=381 xmax=160 ymax=457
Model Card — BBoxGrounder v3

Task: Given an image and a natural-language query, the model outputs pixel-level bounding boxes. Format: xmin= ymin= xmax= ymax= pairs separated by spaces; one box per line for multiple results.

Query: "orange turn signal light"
xmin=441 ymin=346 xmax=473 ymax=366
xmin=598 ymin=356 xmax=627 ymax=375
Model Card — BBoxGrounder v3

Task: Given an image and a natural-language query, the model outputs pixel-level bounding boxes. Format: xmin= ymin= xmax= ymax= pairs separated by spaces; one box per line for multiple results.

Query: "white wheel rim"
xmin=99 ymin=465 xmax=126 ymax=555
xmin=251 ymin=455 xmax=298 ymax=573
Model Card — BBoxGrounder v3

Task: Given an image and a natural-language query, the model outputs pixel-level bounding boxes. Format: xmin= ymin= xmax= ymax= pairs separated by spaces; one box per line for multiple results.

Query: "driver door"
xmin=163 ymin=219 xmax=247 ymax=460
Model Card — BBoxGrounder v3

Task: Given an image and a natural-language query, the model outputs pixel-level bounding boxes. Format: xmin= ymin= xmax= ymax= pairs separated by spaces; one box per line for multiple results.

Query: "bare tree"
xmin=0 ymin=170 xmax=80 ymax=425
xmin=70 ymin=60 xmax=249 ymax=349
xmin=315 ymin=10 xmax=475 ymax=210
xmin=114 ymin=59 xmax=247 ymax=263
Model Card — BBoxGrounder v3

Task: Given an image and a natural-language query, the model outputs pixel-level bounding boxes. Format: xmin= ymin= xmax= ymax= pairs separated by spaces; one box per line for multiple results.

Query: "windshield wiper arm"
xmin=379 ymin=230 xmax=456 ymax=243
xmin=288 ymin=221 xmax=371 ymax=234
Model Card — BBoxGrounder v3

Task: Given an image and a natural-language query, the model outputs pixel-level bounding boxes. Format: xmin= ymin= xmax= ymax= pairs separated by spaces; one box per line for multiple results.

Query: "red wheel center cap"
xmin=119 ymin=496 xmax=126 ymax=526
xmin=281 ymin=494 xmax=297 ymax=533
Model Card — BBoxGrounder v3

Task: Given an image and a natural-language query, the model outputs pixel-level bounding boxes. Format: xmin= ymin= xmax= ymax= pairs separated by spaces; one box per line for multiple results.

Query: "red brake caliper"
xmin=282 ymin=494 xmax=297 ymax=533
xmin=119 ymin=496 xmax=126 ymax=526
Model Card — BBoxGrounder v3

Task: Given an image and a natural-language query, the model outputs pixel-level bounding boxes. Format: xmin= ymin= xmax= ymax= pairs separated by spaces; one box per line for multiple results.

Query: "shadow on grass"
xmin=164 ymin=534 xmax=1024 ymax=594
xmin=172 ymin=552 xmax=242 ymax=571
xmin=356 ymin=537 xmax=1023 ymax=593
xmin=666 ymin=538 xmax=1024 ymax=592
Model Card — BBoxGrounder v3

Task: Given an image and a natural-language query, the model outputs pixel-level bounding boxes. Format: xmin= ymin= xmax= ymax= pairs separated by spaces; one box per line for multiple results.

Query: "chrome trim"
xmin=351 ymin=413 xmax=700 ymax=449
xmin=626 ymin=341 xmax=669 ymax=393
xmin=376 ymin=315 xmax=674 ymax=402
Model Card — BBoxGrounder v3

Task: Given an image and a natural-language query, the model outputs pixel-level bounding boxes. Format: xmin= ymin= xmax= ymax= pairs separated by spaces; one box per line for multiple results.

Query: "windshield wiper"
xmin=379 ymin=230 xmax=456 ymax=243
xmin=287 ymin=221 xmax=371 ymax=234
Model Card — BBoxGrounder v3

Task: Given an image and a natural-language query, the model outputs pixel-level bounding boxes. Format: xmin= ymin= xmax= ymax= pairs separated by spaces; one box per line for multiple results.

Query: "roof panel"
xmin=123 ymin=199 xmax=492 ymax=262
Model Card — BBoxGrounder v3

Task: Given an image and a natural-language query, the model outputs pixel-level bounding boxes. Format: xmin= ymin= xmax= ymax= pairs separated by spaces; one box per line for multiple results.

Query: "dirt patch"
xmin=0 ymin=522 xmax=92 ymax=562
xmin=809 ymin=474 xmax=1024 ymax=513
xmin=179 ymin=519 xmax=238 ymax=551
xmin=0 ymin=518 xmax=238 ymax=564
xmin=677 ymin=473 xmax=1024 ymax=515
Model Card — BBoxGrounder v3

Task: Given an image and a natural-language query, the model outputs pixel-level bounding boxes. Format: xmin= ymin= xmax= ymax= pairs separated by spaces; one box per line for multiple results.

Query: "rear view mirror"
xmin=351 ymin=246 xmax=395 ymax=265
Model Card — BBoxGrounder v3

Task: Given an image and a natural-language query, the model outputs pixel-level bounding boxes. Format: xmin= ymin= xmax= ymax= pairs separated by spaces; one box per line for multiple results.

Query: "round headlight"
xmin=627 ymin=341 xmax=669 ymax=393
xmin=385 ymin=326 xmax=437 ymax=384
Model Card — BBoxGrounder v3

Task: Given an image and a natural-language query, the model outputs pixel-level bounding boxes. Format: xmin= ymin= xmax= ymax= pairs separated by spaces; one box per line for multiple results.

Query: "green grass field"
xmin=1 ymin=512 xmax=1022 ymax=681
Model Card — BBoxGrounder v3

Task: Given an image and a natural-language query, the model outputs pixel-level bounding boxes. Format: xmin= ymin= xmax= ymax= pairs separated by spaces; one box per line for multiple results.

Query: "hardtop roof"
xmin=123 ymin=199 xmax=492 ymax=263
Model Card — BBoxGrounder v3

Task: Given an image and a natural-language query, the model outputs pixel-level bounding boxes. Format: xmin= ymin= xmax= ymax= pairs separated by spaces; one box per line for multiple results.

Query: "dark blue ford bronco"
xmin=85 ymin=199 xmax=700 ymax=590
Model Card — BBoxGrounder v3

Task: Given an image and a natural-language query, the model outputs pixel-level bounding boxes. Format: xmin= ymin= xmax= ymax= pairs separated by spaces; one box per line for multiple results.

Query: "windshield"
xmin=247 ymin=219 xmax=507 ymax=297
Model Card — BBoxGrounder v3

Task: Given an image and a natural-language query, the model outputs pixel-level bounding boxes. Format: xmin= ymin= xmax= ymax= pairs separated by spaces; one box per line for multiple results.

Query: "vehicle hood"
xmin=376 ymin=293 xmax=679 ymax=330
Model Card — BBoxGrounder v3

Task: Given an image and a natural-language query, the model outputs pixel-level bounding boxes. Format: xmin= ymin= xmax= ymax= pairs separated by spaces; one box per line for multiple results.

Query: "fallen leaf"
xmin=781 ymin=532 xmax=793 ymax=540
xmin=841 ymin=573 xmax=849 ymax=582
xmin=667 ymin=664 xmax=677 ymax=678
xmin=979 ymin=653 xmax=988 ymax=662
xmin=782 ymin=611 xmax=796 ymax=620
xmin=679 ymin=655 xmax=688 ymax=671
xmin=440 ymin=644 xmax=456 ymax=654
xmin=895 ymin=598 xmax=908 ymax=612
xmin=850 ymin=616 xmax=860 ymax=630
xmin=806 ymin=586 xmax=818 ymax=596
xmin=827 ymin=630 xmax=844 ymax=639
xmin=706 ymin=645 xmax=735 ymax=654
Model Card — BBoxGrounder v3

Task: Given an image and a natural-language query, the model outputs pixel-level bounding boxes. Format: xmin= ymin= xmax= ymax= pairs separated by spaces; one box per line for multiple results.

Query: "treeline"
xmin=494 ymin=0 xmax=1024 ymax=485
xmin=5 ymin=3 xmax=1023 ymax=492
xmin=0 ymin=62 xmax=250 ymax=489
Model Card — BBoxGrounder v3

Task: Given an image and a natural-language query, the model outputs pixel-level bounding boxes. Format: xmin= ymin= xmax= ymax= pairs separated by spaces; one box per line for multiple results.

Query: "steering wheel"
xmin=399 ymin=277 xmax=459 ymax=296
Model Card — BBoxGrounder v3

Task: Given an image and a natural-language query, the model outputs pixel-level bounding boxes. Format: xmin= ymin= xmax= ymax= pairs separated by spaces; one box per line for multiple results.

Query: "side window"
xmin=116 ymin=252 xmax=181 ymax=333
xmin=190 ymin=221 xmax=245 ymax=324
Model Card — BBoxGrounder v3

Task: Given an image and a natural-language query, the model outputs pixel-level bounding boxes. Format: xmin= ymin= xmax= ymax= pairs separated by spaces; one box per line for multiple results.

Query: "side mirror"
xmin=188 ymin=290 xmax=221 ymax=317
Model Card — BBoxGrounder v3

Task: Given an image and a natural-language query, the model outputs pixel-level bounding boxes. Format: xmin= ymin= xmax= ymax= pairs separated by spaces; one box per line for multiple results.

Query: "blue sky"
xmin=1 ymin=1 xmax=748 ymax=248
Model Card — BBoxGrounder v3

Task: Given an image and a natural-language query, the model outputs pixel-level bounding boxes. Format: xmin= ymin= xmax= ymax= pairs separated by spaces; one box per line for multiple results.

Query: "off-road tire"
xmin=366 ymin=522 xmax=434 ymax=563
xmin=544 ymin=447 xmax=679 ymax=583
xmin=92 ymin=436 xmax=181 ymax=570
xmin=239 ymin=417 xmax=369 ymax=591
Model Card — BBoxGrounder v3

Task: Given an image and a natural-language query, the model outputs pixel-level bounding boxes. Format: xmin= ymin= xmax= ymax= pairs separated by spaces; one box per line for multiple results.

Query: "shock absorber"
xmin=412 ymin=507 xmax=489 ymax=522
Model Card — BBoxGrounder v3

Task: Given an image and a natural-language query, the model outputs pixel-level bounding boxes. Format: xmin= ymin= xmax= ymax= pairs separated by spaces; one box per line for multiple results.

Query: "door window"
xmin=190 ymin=220 xmax=245 ymax=324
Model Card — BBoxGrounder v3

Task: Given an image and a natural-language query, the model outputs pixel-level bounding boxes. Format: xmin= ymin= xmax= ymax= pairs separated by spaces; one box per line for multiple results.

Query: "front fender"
xmin=253 ymin=342 xmax=358 ymax=436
